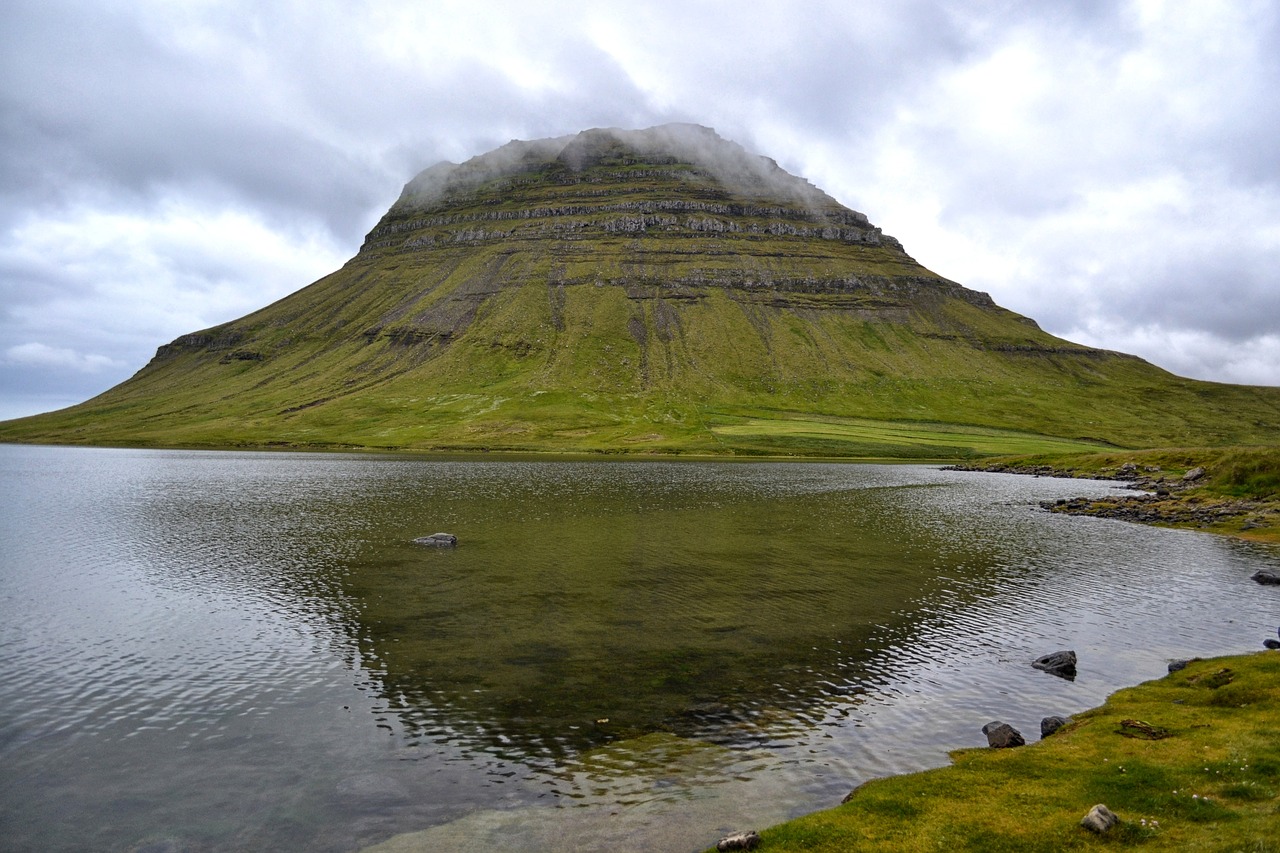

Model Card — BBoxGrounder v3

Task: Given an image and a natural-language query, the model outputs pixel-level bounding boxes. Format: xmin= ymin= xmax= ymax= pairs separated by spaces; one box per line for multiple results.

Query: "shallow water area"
xmin=1 ymin=444 xmax=1276 ymax=852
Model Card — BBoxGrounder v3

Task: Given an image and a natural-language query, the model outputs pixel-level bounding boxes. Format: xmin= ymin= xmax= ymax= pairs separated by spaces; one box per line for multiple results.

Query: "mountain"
xmin=3 ymin=124 xmax=1279 ymax=457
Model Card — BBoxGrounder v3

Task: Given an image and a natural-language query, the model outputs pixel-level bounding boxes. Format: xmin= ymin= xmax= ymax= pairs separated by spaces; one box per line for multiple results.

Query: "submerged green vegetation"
xmin=733 ymin=652 xmax=1280 ymax=852
xmin=2 ymin=125 xmax=1279 ymax=456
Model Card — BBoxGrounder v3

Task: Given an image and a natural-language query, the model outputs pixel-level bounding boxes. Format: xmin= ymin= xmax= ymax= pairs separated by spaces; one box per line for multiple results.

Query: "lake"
xmin=1 ymin=444 xmax=1276 ymax=852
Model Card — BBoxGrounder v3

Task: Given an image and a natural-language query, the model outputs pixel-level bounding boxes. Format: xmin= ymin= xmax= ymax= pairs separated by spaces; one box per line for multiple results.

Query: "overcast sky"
xmin=3 ymin=0 xmax=1279 ymax=420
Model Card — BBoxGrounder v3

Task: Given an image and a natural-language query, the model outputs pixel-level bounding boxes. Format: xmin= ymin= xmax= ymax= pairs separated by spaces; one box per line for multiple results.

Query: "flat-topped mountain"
xmin=4 ymin=124 xmax=1279 ymax=456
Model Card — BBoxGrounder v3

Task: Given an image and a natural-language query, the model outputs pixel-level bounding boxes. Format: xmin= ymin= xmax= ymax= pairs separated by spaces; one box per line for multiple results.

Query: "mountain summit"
xmin=4 ymin=124 xmax=1279 ymax=455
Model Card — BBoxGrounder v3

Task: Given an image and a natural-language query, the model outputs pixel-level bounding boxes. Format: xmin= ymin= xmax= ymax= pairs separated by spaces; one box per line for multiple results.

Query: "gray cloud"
xmin=2 ymin=0 xmax=1279 ymax=420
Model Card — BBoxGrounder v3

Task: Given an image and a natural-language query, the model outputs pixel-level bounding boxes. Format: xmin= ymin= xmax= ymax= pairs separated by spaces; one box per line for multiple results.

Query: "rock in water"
xmin=1264 ymin=638 xmax=1280 ymax=650
xmin=981 ymin=721 xmax=1025 ymax=748
xmin=414 ymin=532 xmax=457 ymax=547
xmin=1252 ymin=569 xmax=1280 ymax=585
xmin=716 ymin=830 xmax=761 ymax=851
xmin=1032 ymin=649 xmax=1077 ymax=679
xmin=1040 ymin=715 xmax=1071 ymax=738
xmin=1080 ymin=804 xmax=1119 ymax=833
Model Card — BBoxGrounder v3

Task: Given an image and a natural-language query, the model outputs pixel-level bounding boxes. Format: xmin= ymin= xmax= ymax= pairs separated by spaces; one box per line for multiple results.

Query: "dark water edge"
xmin=1 ymin=444 xmax=1276 ymax=853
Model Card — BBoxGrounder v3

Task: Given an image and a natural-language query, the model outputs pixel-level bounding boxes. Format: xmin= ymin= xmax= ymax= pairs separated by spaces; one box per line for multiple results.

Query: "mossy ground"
xmin=732 ymin=653 xmax=1280 ymax=852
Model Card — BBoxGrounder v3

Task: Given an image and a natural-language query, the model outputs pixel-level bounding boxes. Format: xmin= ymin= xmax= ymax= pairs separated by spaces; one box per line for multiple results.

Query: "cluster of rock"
xmin=983 ymin=649 xmax=1128 ymax=837
xmin=374 ymin=197 xmax=874 ymax=232
xmin=1043 ymin=494 xmax=1276 ymax=532
xmin=952 ymin=459 xmax=1280 ymax=536
xmin=979 ymin=650 xmax=1079 ymax=746
xmin=379 ymin=212 xmax=902 ymax=250
xmin=947 ymin=460 xmax=1203 ymax=488
xmin=981 ymin=712 xmax=1074 ymax=748
xmin=947 ymin=460 xmax=1155 ymax=479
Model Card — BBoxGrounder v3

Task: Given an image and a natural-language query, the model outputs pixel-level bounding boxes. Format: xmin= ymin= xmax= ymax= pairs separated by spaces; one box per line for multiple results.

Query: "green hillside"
xmin=3 ymin=125 xmax=1279 ymax=457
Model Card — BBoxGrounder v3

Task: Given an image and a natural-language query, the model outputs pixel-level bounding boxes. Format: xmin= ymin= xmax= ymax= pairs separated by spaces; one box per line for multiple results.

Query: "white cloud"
xmin=4 ymin=342 xmax=121 ymax=373
xmin=1064 ymin=321 xmax=1280 ymax=387
xmin=0 ymin=195 xmax=347 ymax=416
xmin=2 ymin=197 xmax=345 ymax=332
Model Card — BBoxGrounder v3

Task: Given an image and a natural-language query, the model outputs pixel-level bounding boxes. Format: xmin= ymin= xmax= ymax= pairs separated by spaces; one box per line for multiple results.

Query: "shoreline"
xmin=729 ymin=450 xmax=1280 ymax=851
xmin=945 ymin=450 xmax=1280 ymax=544
xmin=726 ymin=650 xmax=1280 ymax=852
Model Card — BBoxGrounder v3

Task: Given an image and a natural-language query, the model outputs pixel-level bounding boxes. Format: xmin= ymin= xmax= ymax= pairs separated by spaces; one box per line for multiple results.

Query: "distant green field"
xmin=707 ymin=413 xmax=1111 ymax=458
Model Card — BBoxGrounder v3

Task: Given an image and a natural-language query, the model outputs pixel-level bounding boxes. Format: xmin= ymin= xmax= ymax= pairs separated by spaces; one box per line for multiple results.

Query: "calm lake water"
xmin=1 ymin=444 xmax=1277 ymax=852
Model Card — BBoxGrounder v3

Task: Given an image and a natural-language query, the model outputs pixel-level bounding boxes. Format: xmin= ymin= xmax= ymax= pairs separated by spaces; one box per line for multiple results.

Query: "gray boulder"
xmin=1032 ymin=650 xmax=1078 ymax=679
xmin=982 ymin=721 xmax=1025 ymax=748
xmin=414 ymin=532 xmax=458 ymax=547
xmin=1080 ymin=804 xmax=1119 ymax=833
xmin=1182 ymin=466 xmax=1206 ymax=481
xmin=1040 ymin=715 xmax=1071 ymax=738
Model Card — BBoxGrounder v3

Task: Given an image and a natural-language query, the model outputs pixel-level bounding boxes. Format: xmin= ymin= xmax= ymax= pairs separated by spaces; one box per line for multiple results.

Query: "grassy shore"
xmin=949 ymin=446 xmax=1280 ymax=543
xmin=718 ymin=652 xmax=1280 ymax=852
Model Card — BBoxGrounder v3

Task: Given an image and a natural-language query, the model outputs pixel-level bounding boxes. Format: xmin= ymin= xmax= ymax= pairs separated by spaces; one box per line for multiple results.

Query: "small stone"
xmin=1041 ymin=715 xmax=1071 ymax=738
xmin=1264 ymin=639 xmax=1280 ymax=650
xmin=1168 ymin=659 xmax=1193 ymax=672
xmin=716 ymin=830 xmax=761 ymax=851
xmin=1080 ymin=803 xmax=1119 ymax=834
xmin=982 ymin=721 xmax=1025 ymax=748
xmin=1252 ymin=569 xmax=1280 ymax=585
xmin=1182 ymin=466 xmax=1206 ymax=481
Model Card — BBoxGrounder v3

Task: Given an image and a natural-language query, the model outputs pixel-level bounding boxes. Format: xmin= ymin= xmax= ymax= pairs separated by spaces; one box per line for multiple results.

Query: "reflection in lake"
xmin=1 ymin=445 xmax=1276 ymax=852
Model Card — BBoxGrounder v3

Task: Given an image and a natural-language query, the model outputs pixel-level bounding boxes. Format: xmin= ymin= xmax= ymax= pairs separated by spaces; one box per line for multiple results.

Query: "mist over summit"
xmin=394 ymin=124 xmax=841 ymax=214
xmin=3 ymin=124 xmax=1278 ymax=455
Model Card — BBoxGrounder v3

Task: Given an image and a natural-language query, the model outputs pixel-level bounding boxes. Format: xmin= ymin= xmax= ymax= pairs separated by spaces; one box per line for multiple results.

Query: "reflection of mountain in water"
xmin=109 ymin=454 xmax=1133 ymax=769
xmin=330 ymin=461 xmax=1012 ymax=761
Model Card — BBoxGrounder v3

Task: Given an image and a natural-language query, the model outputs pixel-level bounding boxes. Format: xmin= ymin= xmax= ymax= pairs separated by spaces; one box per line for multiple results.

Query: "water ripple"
xmin=1 ymin=447 xmax=1276 ymax=853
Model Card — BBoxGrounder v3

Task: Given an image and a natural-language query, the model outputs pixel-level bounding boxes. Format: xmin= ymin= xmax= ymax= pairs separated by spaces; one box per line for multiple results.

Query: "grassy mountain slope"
xmin=3 ymin=125 xmax=1279 ymax=457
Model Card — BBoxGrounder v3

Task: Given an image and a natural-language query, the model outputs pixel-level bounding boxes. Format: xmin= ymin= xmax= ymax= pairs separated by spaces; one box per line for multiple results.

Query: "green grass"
xmin=732 ymin=652 xmax=1280 ymax=852
xmin=707 ymin=413 xmax=1109 ymax=458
